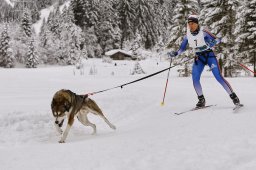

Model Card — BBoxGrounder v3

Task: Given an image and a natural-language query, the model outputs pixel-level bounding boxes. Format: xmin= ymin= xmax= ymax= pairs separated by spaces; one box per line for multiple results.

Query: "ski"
xmin=174 ymin=104 xmax=216 ymax=115
xmin=233 ymin=104 xmax=244 ymax=111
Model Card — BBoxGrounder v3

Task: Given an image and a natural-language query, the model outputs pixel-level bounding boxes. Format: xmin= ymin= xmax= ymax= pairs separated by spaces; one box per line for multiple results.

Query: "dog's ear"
xmin=51 ymin=99 xmax=57 ymax=116
xmin=51 ymin=99 xmax=55 ymax=109
xmin=62 ymin=91 xmax=72 ymax=103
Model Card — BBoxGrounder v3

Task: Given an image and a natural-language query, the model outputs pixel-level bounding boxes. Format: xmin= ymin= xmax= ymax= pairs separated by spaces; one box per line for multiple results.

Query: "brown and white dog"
xmin=51 ymin=89 xmax=116 ymax=143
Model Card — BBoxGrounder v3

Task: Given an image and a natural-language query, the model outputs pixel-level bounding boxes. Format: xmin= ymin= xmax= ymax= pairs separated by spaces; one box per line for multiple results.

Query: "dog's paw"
xmin=91 ymin=131 xmax=97 ymax=135
xmin=59 ymin=140 xmax=65 ymax=143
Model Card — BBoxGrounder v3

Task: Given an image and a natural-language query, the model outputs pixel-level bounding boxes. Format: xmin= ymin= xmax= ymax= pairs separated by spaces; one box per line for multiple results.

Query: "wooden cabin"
xmin=105 ymin=49 xmax=136 ymax=60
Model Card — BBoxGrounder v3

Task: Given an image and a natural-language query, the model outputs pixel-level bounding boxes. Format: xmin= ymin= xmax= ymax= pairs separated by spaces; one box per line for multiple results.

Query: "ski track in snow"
xmin=1 ymin=59 xmax=256 ymax=170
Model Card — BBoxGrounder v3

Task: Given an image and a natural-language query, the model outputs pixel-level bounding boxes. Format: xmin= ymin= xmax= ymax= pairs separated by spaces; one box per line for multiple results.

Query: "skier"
xmin=168 ymin=14 xmax=241 ymax=108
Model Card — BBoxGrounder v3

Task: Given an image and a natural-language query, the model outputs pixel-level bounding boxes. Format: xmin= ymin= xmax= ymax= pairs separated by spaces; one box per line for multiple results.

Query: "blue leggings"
xmin=192 ymin=53 xmax=233 ymax=96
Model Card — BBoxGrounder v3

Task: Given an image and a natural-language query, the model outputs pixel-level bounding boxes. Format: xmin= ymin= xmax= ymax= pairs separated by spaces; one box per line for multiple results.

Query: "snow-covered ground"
xmin=1 ymin=59 xmax=256 ymax=170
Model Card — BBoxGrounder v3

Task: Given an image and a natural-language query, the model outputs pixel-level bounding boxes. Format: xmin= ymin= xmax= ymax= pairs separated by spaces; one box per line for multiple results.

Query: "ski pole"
xmin=161 ymin=58 xmax=173 ymax=106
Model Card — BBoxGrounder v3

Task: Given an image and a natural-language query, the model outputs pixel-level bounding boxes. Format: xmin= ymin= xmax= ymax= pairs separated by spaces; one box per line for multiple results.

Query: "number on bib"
xmin=194 ymin=39 xmax=198 ymax=46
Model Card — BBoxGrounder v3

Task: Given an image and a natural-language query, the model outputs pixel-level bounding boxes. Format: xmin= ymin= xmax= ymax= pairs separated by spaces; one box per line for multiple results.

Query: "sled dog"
xmin=51 ymin=89 xmax=116 ymax=143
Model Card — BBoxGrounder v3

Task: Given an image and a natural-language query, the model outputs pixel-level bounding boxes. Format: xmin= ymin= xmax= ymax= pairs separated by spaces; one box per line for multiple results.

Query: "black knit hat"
xmin=187 ymin=15 xmax=199 ymax=24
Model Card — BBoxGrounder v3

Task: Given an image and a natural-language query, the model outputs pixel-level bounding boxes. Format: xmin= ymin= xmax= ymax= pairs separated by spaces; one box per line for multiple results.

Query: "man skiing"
xmin=168 ymin=14 xmax=241 ymax=108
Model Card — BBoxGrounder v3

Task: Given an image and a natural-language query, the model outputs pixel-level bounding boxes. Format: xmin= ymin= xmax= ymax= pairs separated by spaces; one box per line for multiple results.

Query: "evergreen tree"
xmin=26 ymin=40 xmax=39 ymax=68
xmin=59 ymin=21 xmax=83 ymax=65
xmin=0 ymin=25 xmax=15 ymax=68
xmin=84 ymin=27 xmax=101 ymax=58
xmin=113 ymin=25 xmax=122 ymax=49
xmin=47 ymin=8 xmax=61 ymax=37
xmin=83 ymin=0 xmax=100 ymax=28
xmin=35 ymin=0 xmax=52 ymax=10
xmin=70 ymin=0 xmax=86 ymax=28
xmin=235 ymin=0 xmax=256 ymax=77
xmin=67 ymin=42 xmax=81 ymax=65
xmin=152 ymin=0 xmax=169 ymax=44
xmin=131 ymin=61 xmax=145 ymax=75
xmin=134 ymin=0 xmax=158 ymax=49
xmin=168 ymin=0 xmax=199 ymax=47
xmin=21 ymin=9 xmax=32 ymax=38
xmin=96 ymin=1 xmax=120 ymax=53
xmin=61 ymin=5 xmax=75 ymax=24
xmin=201 ymin=0 xmax=239 ymax=77
xmin=38 ymin=18 xmax=60 ymax=64
xmin=71 ymin=0 xmax=100 ymax=29
xmin=131 ymin=31 xmax=142 ymax=57
xmin=117 ymin=0 xmax=136 ymax=48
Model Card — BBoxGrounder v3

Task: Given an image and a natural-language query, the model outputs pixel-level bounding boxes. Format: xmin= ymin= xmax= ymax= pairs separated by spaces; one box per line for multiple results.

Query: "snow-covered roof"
xmin=105 ymin=49 xmax=133 ymax=56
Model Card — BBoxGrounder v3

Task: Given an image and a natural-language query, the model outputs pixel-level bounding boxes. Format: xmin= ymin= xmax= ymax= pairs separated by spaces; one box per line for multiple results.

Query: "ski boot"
xmin=196 ymin=95 xmax=206 ymax=108
xmin=230 ymin=92 xmax=240 ymax=105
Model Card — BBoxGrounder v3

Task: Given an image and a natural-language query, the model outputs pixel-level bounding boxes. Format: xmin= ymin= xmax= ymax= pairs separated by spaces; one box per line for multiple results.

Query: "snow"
xmin=33 ymin=6 xmax=54 ymax=35
xmin=105 ymin=49 xmax=133 ymax=56
xmin=4 ymin=0 xmax=14 ymax=7
xmin=59 ymin=1 xmax=71 ymax=13
xmin=1 ymin=58 xmax=256 ymax=170
xmin=33 ymin=1 xmax=70 ymax=35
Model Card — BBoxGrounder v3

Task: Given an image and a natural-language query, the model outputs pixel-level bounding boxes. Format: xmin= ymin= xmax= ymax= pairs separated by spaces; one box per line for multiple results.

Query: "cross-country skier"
xmin=168 ymin=14 xmax=241 ymax=108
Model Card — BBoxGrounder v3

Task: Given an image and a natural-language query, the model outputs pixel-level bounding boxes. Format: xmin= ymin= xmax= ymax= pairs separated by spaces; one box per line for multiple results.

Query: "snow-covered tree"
xmin=26 ymin=40 xmax=39 ymax=68
xmin=113 ymin=25 xmax=122 ymax=49
xmin=201 ymin=0 xmax=239 ymax=77
xmin=131 ymin=31 xmax=142 ymax=57
xmin=70 ymin=0 xmax=86 ymax=28
xmin=21 ymin=9 xmax=32 ymax=38
xmin=131 ymin=61 xmax=145 ymax=75
xmin=117 ymin=0 xmax=136 ymax=48
xmin=168 ymin=0 xmax=199 ymax=47
xmin=84 ymin=27 xmax=102 ymax=58
xmin=47 ymin=8 xmax=62 ymax=38
xmin=38 ymin=19 xmax=60 ymax=64
xmin=0 ymin=25 xmax=15 ymax=68
xmin=71 ymin=0 xmax=100 ymax=29
xmin=61 ymin=5 xmax=75 ymax=24
xmin=235 ymin=0 xmax=256 ymax=77
xmin=67 ymin=42 xmax=81 ymax=65
xmin=35 ymin=0 xmax=52 ymax=10
xmin=97 ymin=21 xmax=121 ymax=53
xmin=89 ymin=64 xmax=97 ymax=75
xmin=134 ymin=0 xmax=158 ymax=49
xmin=96 ymin=1 xmax=121 ymax=53
xmin=59 ymin=21 xmax=83 ymax=65
xmin=152 ymin=0 xmax=169 ymax=44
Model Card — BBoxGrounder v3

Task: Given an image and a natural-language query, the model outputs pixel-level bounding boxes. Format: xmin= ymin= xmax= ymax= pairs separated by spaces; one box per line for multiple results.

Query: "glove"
xmin=216 ymin=38 xmax=222 ymax=44
xmin=167 ymin=51 xmax=178 ymax=58
xmin=206 ymin=40 xmax=217 ymax=48
xmin=207 ymin=40 xmax=215 ymax=47
xmin=206 ymin=38 xmax=221 ymax=48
